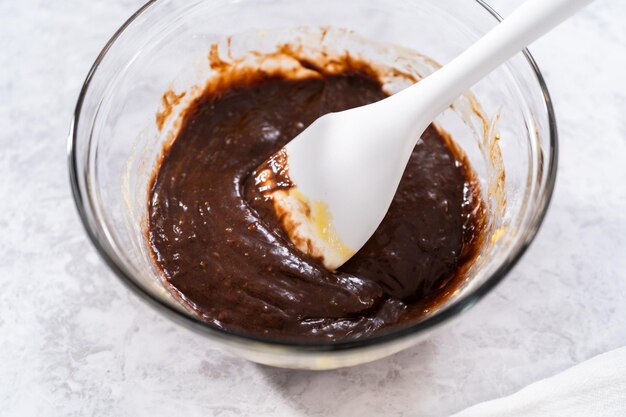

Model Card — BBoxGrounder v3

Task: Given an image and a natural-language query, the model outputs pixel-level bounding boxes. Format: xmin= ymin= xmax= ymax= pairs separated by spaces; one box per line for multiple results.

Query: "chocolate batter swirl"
xmin=148 ymin=63 xmax=486 ymax=341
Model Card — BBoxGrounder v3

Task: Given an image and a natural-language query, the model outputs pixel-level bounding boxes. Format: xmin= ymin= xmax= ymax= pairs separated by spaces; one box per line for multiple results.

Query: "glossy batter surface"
xmin=148 ymin=68 xmax=485 ymax=341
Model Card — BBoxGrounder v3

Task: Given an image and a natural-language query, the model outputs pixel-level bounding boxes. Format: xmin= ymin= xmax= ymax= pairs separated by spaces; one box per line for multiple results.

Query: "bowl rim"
xmin=68 ymin=0 xmax=558 ymax=353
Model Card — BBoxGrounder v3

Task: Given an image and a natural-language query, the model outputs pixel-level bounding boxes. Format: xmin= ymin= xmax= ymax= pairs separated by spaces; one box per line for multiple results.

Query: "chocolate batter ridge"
xmin=148 ymin=56 xmax=487 ymax=341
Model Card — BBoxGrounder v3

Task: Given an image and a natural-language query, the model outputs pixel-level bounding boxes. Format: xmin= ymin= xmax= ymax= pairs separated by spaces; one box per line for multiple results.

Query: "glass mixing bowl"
xmin=69 ymin=0 xmax=557 ymax=369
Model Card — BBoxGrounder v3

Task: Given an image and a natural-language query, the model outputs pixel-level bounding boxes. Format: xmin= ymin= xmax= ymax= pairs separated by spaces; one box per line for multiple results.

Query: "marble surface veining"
xmin=1 ymin=0 xmax=625 ymax=416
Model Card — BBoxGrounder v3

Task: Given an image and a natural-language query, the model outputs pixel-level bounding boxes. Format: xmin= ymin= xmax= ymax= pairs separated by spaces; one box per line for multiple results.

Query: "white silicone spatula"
xmin=252 ymin=0 xmax=594 ymax=270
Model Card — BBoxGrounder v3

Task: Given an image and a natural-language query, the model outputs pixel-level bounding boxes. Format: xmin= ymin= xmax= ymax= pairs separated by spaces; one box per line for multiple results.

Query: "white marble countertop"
xmin=1 ymin=0 xmax=625 ymax=415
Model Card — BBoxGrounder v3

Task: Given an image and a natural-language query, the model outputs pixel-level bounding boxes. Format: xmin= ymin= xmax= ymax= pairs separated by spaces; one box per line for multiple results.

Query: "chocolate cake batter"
xmin=148 ymin=62 xmax=486 ymax=341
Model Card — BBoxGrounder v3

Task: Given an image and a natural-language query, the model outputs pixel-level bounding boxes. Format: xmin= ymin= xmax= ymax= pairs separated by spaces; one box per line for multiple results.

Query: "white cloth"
xmin=452 ymin=347 xmax=626 ymax=417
